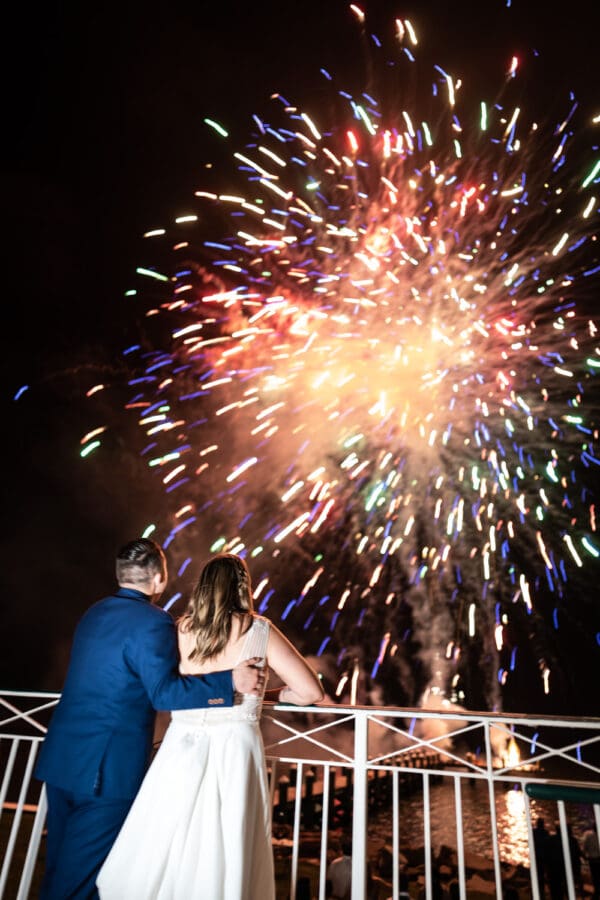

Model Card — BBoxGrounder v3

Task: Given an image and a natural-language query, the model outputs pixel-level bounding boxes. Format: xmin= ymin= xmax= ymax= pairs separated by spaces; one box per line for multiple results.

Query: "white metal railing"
xmin=2 ymin=690 xmax=600 ymax=900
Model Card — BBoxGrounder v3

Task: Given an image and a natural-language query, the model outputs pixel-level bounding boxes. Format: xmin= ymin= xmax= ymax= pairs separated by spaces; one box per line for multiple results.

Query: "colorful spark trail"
xmin=83 ymin=9 xmax=600 ymax=711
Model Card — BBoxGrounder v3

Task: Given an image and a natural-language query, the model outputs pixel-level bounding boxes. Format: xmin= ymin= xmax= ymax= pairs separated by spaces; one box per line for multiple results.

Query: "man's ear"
xmin=152 ymin=571 xmax=168 ymax=596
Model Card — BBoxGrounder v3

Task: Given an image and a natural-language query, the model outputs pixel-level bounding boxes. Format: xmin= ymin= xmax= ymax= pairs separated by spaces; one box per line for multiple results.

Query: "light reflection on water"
xmin=373 ymin=779 xmax=596 ymax=868
xmin=502 ymin=788 xmax=530 ymax=866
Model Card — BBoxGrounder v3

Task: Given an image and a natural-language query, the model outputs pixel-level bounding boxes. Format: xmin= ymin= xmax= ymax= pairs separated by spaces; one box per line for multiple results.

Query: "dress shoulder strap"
xmin=236 ymin=615 xmax=269 ymax=664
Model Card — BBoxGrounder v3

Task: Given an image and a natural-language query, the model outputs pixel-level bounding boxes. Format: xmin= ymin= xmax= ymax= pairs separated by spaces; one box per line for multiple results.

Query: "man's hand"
xmin=233 ymin=657 xmax=266 ymax=695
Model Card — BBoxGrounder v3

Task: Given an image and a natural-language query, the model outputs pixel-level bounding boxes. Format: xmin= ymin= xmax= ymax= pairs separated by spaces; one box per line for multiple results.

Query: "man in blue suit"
xmin=34 ymin=537 xmax=264 ymax=898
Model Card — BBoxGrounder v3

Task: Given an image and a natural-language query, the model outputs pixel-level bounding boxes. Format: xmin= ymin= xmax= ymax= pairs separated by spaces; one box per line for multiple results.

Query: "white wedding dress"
xmin=97 ymin=616 xmax=275 ymax=900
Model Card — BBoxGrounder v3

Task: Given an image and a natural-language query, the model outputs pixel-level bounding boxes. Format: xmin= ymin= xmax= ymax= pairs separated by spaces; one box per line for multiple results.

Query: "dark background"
xmin=2 ymin=1 xmax=599 ymax=704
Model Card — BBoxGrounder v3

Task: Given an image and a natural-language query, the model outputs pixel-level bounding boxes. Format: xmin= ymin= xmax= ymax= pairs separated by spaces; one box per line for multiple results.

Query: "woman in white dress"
xmin=97 ymin=553 xmax=323 ymax=899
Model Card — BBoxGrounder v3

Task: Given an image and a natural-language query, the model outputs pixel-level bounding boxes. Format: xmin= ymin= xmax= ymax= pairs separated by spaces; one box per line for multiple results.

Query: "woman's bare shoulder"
xmin=177 ymin=617 xmax=196 ymax=653
xmin=177 ymin=614 xmax=193 ymax=633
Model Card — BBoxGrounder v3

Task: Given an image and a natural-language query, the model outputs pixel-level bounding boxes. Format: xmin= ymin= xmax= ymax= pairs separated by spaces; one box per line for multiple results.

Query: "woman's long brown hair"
xmin=182 ymin=553 xmax=254 ymax=662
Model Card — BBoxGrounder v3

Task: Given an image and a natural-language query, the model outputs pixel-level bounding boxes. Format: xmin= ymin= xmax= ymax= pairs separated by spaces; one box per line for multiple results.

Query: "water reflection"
xmin=500 ymin=787 xmax=530 ymax=867
xmin=374 ymin=780 xmax=595 ymax=870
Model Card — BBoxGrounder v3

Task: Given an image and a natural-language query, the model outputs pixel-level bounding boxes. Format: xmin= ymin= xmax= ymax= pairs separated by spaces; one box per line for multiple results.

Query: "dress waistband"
xmin=171 ymin=710 xmax=258 ymax=726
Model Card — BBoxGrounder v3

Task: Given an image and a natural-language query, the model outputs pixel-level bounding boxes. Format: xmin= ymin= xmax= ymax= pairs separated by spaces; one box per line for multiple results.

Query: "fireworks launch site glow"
xmin=81 ymin=6 xmax=599 ymax=712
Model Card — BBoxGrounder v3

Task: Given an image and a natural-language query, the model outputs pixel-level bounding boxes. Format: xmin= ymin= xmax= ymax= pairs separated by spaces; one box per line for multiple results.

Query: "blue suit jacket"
xmin=35 ymin=587 xmax=234 ymax=800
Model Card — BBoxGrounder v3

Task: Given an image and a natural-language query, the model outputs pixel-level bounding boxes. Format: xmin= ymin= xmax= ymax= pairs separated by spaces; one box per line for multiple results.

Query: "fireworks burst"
xmin=81 ymin=7 xmax=600 ymax=711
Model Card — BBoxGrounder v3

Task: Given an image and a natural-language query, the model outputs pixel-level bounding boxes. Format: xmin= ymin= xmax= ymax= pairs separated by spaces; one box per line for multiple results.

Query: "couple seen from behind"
xmin=35 ymin=538 xmax=323 ymax=899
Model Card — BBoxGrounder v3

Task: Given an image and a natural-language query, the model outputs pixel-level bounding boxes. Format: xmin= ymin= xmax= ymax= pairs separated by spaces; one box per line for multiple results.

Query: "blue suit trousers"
xmin=40 ymin=785 xmax=132 ymax=899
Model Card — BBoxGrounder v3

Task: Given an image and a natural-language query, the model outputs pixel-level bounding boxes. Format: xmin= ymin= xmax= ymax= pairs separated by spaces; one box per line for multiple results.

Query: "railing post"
xmin=351 ymin=710 xmax=368 ymax=900
xmin=483 ymin=721 xmax=504 ymax=899
xmin=423 ymin=771 xmax=432 ymax=900
xmin=18 ymin=780 xmax=46 ymax=900
xmin=558 ymin=800 xmax=576 ymax=900
xmin=290 ymin=761 xmax=304 ymax=900
xmin=0 ymin=740 xmax=19 ymax=814
xmin=524 ymin=791 xmax=542 ymax=900
xmin=318 ymin=765 xmax=331 ymax=900
xmin=392 ymin=768 xmax=399 ymax=900
xmin=453 ymin=774 xmax=467 ymax=900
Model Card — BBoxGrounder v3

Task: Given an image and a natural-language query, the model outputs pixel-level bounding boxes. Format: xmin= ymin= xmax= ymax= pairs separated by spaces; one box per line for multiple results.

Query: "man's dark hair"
xmin=116 ymin=538 xmax=166 ymax=587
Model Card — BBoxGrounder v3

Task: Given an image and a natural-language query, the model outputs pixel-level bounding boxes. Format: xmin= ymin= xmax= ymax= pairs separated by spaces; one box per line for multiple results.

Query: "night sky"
xmin=2 ymin=1 xmax=599 ymax=713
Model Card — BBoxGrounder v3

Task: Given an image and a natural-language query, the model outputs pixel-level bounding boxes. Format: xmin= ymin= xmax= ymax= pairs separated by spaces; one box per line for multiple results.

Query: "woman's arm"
xmin=267 ymin=622 xmax=324 ymax=705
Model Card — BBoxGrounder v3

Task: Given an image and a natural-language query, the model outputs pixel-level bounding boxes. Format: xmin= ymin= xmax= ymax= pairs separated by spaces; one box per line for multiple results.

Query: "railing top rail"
xmin=1 ymin=690 xmax=600 ymax=728
xmin=267 ymin=701 xmax=600 ymax=728
xmin=0 ymin=691 xmax=60 ymax=699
